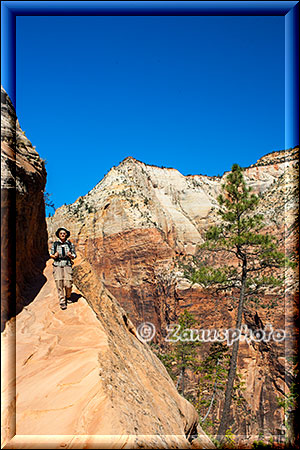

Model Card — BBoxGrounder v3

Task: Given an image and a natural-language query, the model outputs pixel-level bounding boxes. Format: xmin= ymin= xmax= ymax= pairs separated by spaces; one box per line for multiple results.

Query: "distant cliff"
xmin=1 ymin=86 xmax=48 ymax=331
xmin=47 ymin=146 xmax=298 ymax=329
xmin=47 ymin=146 xmax=299 ymax=438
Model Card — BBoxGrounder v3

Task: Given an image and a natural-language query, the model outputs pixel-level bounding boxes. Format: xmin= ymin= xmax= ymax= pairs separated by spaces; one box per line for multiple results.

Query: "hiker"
xmin=50 ymin=227 xmax=77 ymax=310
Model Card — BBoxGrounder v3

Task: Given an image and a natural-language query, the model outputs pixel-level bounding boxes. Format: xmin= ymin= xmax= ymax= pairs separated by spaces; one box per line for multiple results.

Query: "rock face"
xmin=47 ymin=146 xmax=299 ymax=439
xmin=47 ymin=147 xmax=298 ymax=328
xmin=1 ymin=86 xmax=48 ymax=331
xmin=1 ymin=257 xmax=214 ymax=449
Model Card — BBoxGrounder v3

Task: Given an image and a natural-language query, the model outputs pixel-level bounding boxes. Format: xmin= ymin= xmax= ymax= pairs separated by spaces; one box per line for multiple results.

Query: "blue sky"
xmin=15 ymin=15 xmax=285 ymax=214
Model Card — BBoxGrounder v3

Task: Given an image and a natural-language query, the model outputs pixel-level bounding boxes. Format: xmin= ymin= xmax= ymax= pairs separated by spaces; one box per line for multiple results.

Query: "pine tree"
xmin=194 ymin=342 xmax=248 ymax=437
xmin=172 ymin=309 xmax=200 ymax=396
xmin=151 ymin=309 xmax=201 ymax=397
xmin=195 ymin=343 xmax=230 ymax=432
xmin=44 ymin=192 xmax=56 ymax=213
xmin=182 ymin=164 xmax=295 ymax=441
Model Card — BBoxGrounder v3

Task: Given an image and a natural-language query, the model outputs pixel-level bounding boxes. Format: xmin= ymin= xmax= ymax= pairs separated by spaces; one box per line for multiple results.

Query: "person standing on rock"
xmin=50 ymin=227 xmax=77 ymax=310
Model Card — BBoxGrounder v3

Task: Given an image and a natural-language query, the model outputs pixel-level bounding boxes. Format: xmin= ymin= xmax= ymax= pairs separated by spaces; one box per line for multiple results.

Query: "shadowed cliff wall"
xmin=1 ymin=86 xmax=48 ymax=331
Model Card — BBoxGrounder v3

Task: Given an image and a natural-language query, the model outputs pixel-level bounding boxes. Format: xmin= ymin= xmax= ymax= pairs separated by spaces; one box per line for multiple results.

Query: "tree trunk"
xmin=176 ymin=370 xmax=183 ymax=390
xmin=217 ymin=262 xmax=247 ymax=441
xmin=182 ymin=366 xmax=186 ymax=396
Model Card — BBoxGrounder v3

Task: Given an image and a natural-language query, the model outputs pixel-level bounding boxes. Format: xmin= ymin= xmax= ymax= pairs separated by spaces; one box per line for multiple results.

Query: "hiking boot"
xmin=60 ymin=300 xmax=67 ymax=310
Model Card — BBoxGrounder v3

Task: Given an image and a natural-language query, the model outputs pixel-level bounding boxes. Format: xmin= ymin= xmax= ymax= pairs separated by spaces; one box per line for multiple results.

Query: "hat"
xmin=55 ymin=227 xmax=70 ymax=239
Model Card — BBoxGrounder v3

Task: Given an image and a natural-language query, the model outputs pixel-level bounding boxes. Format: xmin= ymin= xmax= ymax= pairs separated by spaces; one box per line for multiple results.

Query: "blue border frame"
xmin=1 ymin=1 xmax=299 ymax=447
xmin=1 ymin=0 xmax=299 ymax=148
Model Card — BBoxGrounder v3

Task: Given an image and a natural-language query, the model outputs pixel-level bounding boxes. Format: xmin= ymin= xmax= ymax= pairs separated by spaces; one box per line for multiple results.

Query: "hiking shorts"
xmin=53 ymin=265 xmax=73 ymax=282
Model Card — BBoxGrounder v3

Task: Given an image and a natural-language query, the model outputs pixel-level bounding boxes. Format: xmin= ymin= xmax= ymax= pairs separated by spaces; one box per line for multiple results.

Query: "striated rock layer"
xmin=47 ymin=146 xmax=299 ymax=439
xmin=1 ymin=86 xmax=48 ymax=331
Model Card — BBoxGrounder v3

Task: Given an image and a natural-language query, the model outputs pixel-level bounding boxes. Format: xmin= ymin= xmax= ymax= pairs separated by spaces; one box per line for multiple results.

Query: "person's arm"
xmin=67 ymin=242 xmax=77 ymax=260
xmin=50 ymin=242 xmax=59 ymax=259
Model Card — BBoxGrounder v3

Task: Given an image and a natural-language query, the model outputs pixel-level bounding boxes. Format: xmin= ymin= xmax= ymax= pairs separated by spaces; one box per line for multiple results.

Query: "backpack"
xmin=53 ymin=240 xmax=74 ymax=265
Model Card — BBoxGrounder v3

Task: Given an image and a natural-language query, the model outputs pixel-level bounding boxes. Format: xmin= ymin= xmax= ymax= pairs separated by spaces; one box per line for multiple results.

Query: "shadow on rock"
xmin=69 ymin=292 xmax=82 ymax=303
xmin=20 ymin=269 xmax=48 ymax=311
xmin=1 ymin=257 xmax=48 ymax=333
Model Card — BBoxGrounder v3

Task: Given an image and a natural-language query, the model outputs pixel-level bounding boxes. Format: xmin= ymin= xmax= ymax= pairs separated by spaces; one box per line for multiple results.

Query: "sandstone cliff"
xmin=47 ymin=146 xmax=299 ymax=440
xmin=46 ymin=147 xmax=298 ymax=332
xmin=1 ymin=257 xmax=214 ymax=449
xmin=1 ymin=86 xmax=48 ymax=331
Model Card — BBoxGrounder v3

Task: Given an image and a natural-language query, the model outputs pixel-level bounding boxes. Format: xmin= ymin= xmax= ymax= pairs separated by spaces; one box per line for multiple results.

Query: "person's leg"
xmin=55 ymin=280 xmax=67 ymax=309
xmin=53 ymin=266 xmax=67 ymax=309
xmin=64 ymin=266 xmax=73 ymax=303
xmin=65 ymin=282 xmax=72 ymax=303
